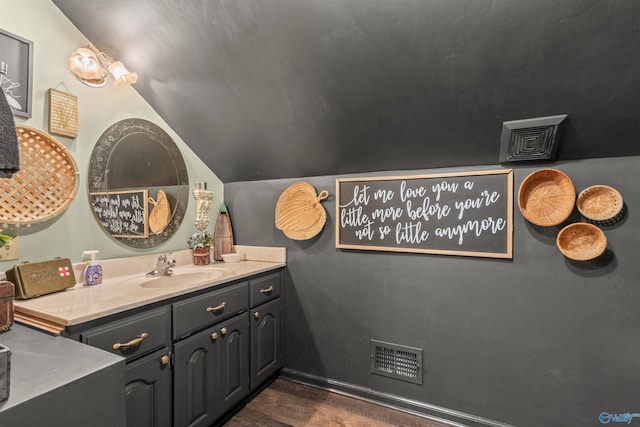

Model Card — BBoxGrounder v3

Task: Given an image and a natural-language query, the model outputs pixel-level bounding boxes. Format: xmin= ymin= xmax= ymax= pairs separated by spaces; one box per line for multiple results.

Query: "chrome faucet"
xmin=146 ymin=253 xmax=176 ymax=277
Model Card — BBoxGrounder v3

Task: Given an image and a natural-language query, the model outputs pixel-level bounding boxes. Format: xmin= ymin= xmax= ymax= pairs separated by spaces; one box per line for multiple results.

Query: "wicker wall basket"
xmin=556 ymin=222 xmax=607 ymax=261
xmin=0 ymin=125 xmax=78 ymax=225
xmin=275 ymin=182 xmax=329 ymax=240
xmin=576 ymin=185 xmax=623 ymax=222
xmin=518 ymin=168 xmax=575 ymax=226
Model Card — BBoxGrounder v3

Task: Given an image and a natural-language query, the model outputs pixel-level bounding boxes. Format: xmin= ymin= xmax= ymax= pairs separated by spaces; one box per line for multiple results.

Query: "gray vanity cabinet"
xmin=248 ymin=273 xmax=283 ymax=389
xmin=80 ymin=306 xmax=173 ymax=427
xmin=172 ymin=281 xmax=251 ymax=426
xmin=73 ymin=269 xmax=283 ymax=427
xmin=173 ymin=312 xmax=249 ymax=427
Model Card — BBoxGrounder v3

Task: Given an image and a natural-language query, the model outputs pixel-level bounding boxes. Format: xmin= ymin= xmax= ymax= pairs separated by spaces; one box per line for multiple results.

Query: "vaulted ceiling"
xmin=52 ymin=0 xmax=640 ymax=183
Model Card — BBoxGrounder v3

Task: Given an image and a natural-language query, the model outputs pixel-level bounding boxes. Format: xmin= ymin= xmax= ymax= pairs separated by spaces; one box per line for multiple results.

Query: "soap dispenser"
xmin=81 ymin=250 xmax=103 ymax=286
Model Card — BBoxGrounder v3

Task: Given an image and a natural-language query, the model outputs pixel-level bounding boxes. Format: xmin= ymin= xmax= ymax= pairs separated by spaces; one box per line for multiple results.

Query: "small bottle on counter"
xmin=81 ymin=250 xmax=103 ymax=286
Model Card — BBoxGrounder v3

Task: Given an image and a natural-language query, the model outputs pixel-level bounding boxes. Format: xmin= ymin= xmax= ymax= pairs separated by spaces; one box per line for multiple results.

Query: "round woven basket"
xmin=556 ymin=222 xmax=607 ymax=261
xmin=192 ymin=246 xmax=211 ymax=266
xmin=275 ymin=182 xmax=329 ymax=240
xmin=576 ymin=185 xmax=623 ymax=222
xmin=0 ymin=125 xmax=78 ymax=224
xmin=518 ymin=169 xmax=575 ymax=226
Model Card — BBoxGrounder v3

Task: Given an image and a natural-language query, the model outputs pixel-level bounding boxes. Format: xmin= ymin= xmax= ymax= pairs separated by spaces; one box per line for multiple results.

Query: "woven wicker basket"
xmin=275 ymin=182 xmax=329 ymax=240
xmin=0 ymin=125 xmax=78 ymax=224
xmin=577 ymin=185 xmax=623 ymax=222
xmin=556 ymin=222 xmax=607 ymax=261
xmin=192 ymin=246 xmax=211 ymax=266
xmin=518 ymin=169 xmax=575 ymax=226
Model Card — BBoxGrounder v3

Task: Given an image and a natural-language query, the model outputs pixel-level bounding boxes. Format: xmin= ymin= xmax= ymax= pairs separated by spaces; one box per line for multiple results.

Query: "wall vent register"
xmin=370 ymin=340 xmax=423 ymax=385
xmin=499 ymin=114 xmax=567 ymax=162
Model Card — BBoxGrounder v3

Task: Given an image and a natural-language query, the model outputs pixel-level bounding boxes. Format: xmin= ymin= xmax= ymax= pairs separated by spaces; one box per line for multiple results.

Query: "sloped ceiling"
xmin=52 ymin=0 xmax=640 ymax=183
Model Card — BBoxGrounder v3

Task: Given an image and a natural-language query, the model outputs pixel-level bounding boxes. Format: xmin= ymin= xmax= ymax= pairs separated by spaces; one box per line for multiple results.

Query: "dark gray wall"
xmin=226 ymin=156 xmax=640 ymax=427
xmin=53 ymin=0 xmax=640 ymax=182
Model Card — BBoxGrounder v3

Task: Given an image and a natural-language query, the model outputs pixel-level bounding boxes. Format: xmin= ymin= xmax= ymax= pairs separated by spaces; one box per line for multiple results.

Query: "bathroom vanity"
xmin=11 ymin=247 xmax=286 ymax=427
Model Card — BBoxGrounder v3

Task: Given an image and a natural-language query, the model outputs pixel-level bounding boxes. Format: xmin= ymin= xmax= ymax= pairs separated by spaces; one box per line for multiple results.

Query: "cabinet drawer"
xmin=173 ymin=282 xmax=247 ymax=339
xmin=82 ymin=306 xmax=171 ymax=361
xmin=249 ymin=273 xmax=281 ymax=308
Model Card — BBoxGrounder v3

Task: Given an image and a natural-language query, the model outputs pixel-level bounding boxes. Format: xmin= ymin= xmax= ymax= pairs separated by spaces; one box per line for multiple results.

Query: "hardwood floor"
xmin=224 ymin=379 xmax=453 ymax=427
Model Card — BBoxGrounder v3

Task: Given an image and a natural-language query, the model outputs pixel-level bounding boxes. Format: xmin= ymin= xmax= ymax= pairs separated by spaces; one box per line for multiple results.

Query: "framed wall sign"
xmin=48 ymin=88 xmax=78 ymax=138
xmin=89 ymin=190 xmax=150 ymax=239
xmin=336 ymin=169 xmax=514 ymax=258
xmin=0 ymin=28 xmax=33 ymax=118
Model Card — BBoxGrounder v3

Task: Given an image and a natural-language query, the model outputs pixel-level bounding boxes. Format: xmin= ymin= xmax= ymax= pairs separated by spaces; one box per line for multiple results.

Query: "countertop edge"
xmin=13 ymin=260 xmax=285 ymax=331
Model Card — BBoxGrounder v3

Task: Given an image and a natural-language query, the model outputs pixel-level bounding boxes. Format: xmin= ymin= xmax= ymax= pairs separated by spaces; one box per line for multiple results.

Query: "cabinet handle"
xmin=206 ymin=302 xmax=226 ymax=313
xmin=220 ymin=327 xmax=228 ymax=336
xmin=211 ymin=332 xmax=219 ymax=340
xmin=161 ymin=354 xmax=171 ymax=365
xmin=112 ymin=332 xmax=149 ymax=350
xmin=254 ymin=311 xmax=260 ymax=319
xmin=259 ymin=286 xmax=274 ymax=294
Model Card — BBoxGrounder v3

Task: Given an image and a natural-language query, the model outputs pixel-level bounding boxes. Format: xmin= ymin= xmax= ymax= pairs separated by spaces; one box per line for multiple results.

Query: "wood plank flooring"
xmin=224 ymin=379 xmax=453 ymax=427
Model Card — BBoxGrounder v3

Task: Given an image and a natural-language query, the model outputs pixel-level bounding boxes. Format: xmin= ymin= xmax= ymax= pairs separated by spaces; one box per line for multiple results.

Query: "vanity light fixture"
xmin=67 ymin=45 xmax=138 ymax=88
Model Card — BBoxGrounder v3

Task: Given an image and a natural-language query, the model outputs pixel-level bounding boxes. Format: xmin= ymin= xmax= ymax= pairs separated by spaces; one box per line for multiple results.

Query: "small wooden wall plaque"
xmin=48 ymin=88 xmax=78 ymax=138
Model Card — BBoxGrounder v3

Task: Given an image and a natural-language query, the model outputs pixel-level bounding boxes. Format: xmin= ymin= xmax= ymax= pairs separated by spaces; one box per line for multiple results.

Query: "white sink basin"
xmin=119 ymin=268 xmax=231 ymax=289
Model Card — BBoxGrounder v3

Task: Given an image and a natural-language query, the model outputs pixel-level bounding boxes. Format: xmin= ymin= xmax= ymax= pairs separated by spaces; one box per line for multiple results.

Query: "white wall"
xmin=0 ymin=0 xmax=223 ymax=270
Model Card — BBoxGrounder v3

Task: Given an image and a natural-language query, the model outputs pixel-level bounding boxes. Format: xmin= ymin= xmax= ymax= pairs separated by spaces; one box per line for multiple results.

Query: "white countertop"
xmin=12 ymin=246 xmax=286 ymax=329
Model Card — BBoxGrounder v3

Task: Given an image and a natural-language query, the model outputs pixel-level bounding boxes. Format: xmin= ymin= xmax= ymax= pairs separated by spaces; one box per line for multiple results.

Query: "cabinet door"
xmin=125 ymin=348 xmax=172 ymax=427
xmin=173 ymin=313 xmax=249 ymax=427
xmin=250 ymin=298 xmax=282 ymax=389
xmin=216 ymin=312 xmax=250 ymax=416
xmin=173 ymin=328 xmax=219 ymax=427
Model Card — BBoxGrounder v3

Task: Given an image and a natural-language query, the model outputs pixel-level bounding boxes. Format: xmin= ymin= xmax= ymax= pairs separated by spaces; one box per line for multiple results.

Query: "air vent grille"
xmin=499 ymin=114 xmax=567 ymax=162
xmin=370 ymin=340 xmax=422 ymax=384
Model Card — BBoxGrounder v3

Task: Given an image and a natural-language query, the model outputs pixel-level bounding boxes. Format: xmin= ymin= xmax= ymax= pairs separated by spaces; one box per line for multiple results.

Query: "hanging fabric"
xmin=0 ymin=91 xmax=19 ymax=178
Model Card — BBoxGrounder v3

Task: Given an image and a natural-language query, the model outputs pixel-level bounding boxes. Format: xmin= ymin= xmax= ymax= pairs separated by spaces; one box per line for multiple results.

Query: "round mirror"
xmin=88 ymin=118 xmax=189 ymax=248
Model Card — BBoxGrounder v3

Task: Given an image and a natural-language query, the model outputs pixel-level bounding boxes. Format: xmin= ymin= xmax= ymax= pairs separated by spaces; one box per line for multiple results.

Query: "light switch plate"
xmin=0 ymin=237 xmax=19 ymax=261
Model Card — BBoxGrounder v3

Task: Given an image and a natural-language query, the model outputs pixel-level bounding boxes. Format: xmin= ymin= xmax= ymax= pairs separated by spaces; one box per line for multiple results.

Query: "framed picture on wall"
xmin=0 ymin=28 xmax=33 ymax=118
